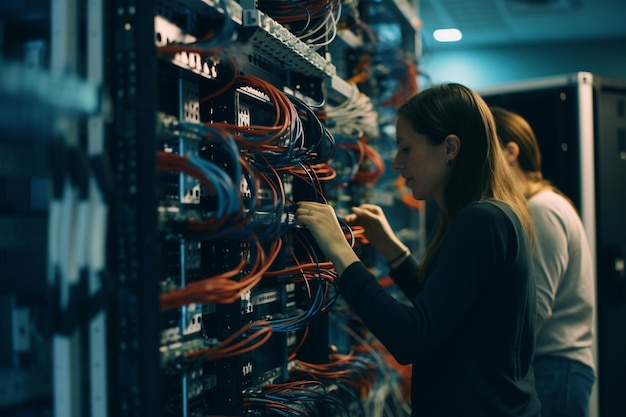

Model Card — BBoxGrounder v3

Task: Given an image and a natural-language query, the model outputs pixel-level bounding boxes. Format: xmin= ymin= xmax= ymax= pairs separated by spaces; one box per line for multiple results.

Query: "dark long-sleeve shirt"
xmin=340 ymin=200 xmax=540 ymax=417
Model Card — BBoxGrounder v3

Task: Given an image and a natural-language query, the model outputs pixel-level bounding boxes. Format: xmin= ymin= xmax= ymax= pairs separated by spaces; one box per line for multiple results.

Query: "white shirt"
xmin=530 ymin=189 xmax=596 ymax=371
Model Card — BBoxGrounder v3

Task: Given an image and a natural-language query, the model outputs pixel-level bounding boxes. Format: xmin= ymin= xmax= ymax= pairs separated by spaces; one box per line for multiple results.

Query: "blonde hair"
xmin=398 ymin=84 xmax=534 ymax=282
xmin=491 ymin=106 xmax=577 ymax=207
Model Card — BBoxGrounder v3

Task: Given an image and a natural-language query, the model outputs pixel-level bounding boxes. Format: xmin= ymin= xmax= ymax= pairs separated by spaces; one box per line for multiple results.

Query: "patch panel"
xmin=154 ymin=0 xmax=373 ymax=105
xmin=243 ymin=17 xmax=336 ymax=77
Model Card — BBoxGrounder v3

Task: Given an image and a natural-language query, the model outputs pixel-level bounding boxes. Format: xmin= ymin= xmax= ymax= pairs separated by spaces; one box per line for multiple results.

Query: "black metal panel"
xmin=483 ymin=85 xmax=582 ymax=210
xmin=594 ymin=85 xmax=626 ymax=417
xmin=107 ymin=0 xmax=160 ymax=416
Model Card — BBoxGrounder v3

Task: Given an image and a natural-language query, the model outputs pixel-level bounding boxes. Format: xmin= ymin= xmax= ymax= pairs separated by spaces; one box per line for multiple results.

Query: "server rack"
xmin=110 ymin=1 xmax=424 ymax=416
xmin=2 ymin=1 xmax=425 ymax=416
xmin=481 ymin=72 xmax=626 ymax=417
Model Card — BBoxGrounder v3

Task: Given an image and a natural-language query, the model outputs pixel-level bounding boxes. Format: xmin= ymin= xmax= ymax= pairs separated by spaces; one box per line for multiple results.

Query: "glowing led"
xmin=433 ymin=28 xmax=463 ymax=42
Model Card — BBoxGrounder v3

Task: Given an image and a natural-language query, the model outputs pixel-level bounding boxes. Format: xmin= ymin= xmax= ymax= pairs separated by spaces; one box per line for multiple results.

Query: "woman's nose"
xmin=391 ymin=152 xmax=402 ymax=170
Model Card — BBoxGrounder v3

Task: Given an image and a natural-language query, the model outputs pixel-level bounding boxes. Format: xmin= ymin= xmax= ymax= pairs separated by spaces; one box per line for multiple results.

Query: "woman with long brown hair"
xmin=296 ymin=83 xmax=540 ymax=416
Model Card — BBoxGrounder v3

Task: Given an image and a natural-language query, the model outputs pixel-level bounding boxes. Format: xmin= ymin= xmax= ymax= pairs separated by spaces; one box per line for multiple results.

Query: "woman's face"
xmin=392 ymin=116 xmax=449 ymax=205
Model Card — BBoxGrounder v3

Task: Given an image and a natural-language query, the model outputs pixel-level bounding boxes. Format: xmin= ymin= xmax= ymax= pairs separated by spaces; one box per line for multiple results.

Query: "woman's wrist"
xmin=330 ymin=246 xmax=360 ymax=277
xmin=380 ymin=239 xmax=410 ymax=261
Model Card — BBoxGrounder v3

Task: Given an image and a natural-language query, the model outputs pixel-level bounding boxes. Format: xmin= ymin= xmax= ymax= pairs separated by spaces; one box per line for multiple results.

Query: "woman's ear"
xmin=445 ymin=134 xmax=461 ymax=161
xmin=503 ymin=141 xmax=520 ymax=165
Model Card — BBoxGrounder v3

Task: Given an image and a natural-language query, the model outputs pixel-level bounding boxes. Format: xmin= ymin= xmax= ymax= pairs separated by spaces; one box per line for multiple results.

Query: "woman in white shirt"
xmin=492 ymin=106 xmax=596 ymax=417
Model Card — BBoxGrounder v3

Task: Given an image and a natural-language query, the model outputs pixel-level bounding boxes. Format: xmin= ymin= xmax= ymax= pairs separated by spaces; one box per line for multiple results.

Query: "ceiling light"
xmin=433 ymin=28 xmax=463 ymax=42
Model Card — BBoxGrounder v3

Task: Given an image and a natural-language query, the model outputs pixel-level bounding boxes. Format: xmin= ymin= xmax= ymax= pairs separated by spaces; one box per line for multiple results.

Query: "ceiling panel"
xmin=418 ymin=0 xmax=626 ymax=50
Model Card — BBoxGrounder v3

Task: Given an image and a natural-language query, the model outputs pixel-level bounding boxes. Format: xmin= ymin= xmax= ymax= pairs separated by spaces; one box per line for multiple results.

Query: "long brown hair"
xmin=398 ymin=84 xmax=534 ymax=282
xmin=491 ymin=106 xmax=577 ymax=206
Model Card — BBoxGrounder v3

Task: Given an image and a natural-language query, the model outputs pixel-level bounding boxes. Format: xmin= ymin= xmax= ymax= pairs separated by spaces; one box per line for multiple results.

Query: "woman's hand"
xmin=343 ymin=204 xmax=409 ymax=261
xmin=296 ymin=201 xmax=360 ymax=276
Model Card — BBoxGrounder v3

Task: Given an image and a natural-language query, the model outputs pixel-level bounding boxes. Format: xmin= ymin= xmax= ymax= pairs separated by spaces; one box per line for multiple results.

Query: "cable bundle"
xmin=374 ymin=50 xmax=419 ymax=108
xmin=156 ymin=0 xmax=236 ymax=55
xmin=200 ymin=74 xmax=338 ymax=205
xmin=324 ymin=134 xmax=362 ymax=187
xmin=257 ymin=0 xmax=342 ymax=49
xmin=157 ymin=150 xmax=242 ymax=221
xmin=185 ymin=319 xmax=273 ymax=361
xmin=316 ymin=82 xmax=378 ymax=138
xmin=258 ymin=227 xmax=339 ymax=335
xmin=160 ymin=235 xmax=282 ymax=309
xmin=204 ymin=75 xmax=301 ymax=155
xmin=289 ymin=352 xmax=374 ymax=412
xmin=338 ymin=318 xmax=413 ymax=416
xmin=352 ymin=140 xmax=384 ymax=184
xmin=244 ymin=380 xmax=349 ymax=416
xmin=323 ymin=134 xmax=384 ymax=186
xmin=157 ymin=123 xmax=262 ymax=236
xmin=286 ymin=93 xmax=335 ymax=165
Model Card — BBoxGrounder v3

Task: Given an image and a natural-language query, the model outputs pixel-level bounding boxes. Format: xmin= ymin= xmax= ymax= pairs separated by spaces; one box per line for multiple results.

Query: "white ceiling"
xmin=417 ymin=0 xmax=626 ymax=51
